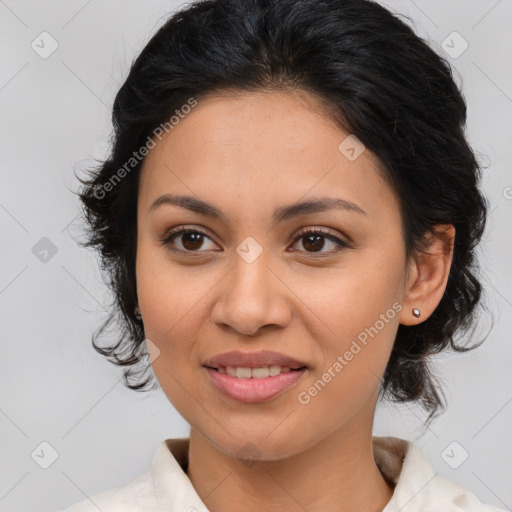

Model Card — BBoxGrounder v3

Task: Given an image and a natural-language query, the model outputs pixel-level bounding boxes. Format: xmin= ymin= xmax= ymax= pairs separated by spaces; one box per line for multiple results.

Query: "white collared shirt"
xmin=58 ymin=436 xmax=506 ymax=512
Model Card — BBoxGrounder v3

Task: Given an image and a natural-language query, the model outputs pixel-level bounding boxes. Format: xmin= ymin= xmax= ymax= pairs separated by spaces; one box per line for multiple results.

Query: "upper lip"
xmin=203 ymin=350 xmax=308 ymax=369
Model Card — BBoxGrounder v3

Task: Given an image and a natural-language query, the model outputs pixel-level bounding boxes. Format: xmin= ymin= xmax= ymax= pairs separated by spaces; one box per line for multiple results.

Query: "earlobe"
xmin=399 ymin=224 xmax=455 ymax=326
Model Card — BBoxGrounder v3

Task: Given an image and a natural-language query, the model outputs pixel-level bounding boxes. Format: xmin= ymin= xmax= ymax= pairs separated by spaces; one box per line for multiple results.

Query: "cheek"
xmin=302 ymin=251 xmax=404 ymax=337
xmin=297 ymin=250 xmax=404 ymax=389
xmin=135 ymin=239 xmax=211 ymax=334
xmin=135 ymin=240 xmax=222 ymax=409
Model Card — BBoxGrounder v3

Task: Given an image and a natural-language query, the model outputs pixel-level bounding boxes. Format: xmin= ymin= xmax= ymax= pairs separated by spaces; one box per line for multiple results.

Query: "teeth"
xmin=252 ymin=367 xmax=270 ymax=378
xmin=221 ymin=365 xmax=296 ymax=378
xmin=236 ymin=367 xmax=252 ymax=379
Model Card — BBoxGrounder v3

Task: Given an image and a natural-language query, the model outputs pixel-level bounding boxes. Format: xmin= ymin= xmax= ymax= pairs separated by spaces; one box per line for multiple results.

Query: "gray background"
xmin=0 ymin=1 xmax=511 ymax=511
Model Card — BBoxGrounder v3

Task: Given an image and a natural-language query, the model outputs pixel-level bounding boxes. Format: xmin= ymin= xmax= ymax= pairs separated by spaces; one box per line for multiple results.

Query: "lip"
xmin=204 ymin=366 xmax=307 ymax=403
xmin=203 ymin=350 xmax=308 ymax=370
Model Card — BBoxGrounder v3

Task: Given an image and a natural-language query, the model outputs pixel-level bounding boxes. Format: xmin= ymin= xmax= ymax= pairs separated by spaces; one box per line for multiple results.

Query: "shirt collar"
xmin=148 ymin=435 xmax=455 ymax=512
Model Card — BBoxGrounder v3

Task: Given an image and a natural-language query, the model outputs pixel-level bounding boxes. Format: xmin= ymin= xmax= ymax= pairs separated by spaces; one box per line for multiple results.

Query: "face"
xmin=136 ymin=89 xmax=412 ymax=460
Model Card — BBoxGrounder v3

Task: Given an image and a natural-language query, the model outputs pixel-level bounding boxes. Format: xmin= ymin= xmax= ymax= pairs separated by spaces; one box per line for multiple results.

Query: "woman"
xmin=62 ymin=0 xmax=504 ymax=510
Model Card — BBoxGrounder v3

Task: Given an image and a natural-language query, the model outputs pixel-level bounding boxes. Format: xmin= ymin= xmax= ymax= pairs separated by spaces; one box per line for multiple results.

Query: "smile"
xmin=204 ymin=366 xmax=307 ymax=403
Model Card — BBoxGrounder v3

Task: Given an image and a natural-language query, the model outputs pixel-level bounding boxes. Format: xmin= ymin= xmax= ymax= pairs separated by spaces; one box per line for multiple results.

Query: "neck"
xmin=186 ymin=422 xmax=394 ymax=512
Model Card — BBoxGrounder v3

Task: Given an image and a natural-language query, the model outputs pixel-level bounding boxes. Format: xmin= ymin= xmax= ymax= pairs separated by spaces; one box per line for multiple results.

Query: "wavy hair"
xmin=75 ymin=0 xmax=490 ymax=426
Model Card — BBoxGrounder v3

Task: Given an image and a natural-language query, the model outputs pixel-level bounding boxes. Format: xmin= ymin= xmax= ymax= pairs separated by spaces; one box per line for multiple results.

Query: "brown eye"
xmin=290 ymin=228 xmax=349 ymax=255
xmin=160 ymin=226 xmax=349 ymax=257
xmin=180 ymin=231 xmax=206 ymax=251
xmin=161 ymin=227 xmax=217 ymax=253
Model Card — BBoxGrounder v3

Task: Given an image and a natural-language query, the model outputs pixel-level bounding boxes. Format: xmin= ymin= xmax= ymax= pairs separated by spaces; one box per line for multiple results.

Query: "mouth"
xmin=203 ymin=365 xmax=308 ymax=403
xmin=204 ymin=364 xmax=308 ymax=379
xmin=202 ymin=350 xmax=309 ymax=403
xmin=203 ymin=349 xmax=309 ymax=373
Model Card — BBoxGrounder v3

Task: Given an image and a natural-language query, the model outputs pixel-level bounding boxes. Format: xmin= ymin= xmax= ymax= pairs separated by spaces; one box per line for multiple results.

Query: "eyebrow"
xmin=148 ymin=194 xmax=366 ymax=226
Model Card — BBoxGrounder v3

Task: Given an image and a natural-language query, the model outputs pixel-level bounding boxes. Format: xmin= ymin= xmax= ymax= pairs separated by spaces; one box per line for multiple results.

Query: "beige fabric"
xmin=58 ymin=436 xmax=506 ymax=512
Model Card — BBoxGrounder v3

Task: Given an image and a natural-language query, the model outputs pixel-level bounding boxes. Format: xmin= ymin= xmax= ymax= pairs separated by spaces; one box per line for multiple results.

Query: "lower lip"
xmin=204 ymin=367 xmax=307 ymax=403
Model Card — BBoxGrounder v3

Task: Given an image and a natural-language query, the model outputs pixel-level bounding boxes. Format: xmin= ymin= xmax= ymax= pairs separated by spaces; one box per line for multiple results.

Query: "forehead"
xmin=138 ymin=90 xmax=399 ymax=223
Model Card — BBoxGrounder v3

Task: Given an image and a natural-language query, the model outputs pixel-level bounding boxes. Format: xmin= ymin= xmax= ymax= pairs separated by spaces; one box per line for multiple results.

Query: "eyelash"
xmin=160 ymin=226 xmax=350 ymax=257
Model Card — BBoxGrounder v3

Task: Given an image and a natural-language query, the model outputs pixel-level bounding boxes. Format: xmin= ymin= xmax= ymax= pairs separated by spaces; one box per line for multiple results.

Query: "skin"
xmin=135 ymin=89 xmax=455 ymax=512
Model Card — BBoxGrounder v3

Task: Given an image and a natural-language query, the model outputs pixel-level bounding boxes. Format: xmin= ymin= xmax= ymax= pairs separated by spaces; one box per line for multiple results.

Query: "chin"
xmin=201 ymin=426 xmax=312 ymax=463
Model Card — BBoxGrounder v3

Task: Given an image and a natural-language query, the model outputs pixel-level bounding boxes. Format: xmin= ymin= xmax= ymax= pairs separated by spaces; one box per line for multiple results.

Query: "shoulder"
xmin=374 ymin=437 xmax=507 ymax=512
xmin=55 ymin=438 xmax=194 ymax=512
xmin=58 ymin=472 xmax=157 ymax=512
xmin=424 ymin=472 xmax=507 ymax=512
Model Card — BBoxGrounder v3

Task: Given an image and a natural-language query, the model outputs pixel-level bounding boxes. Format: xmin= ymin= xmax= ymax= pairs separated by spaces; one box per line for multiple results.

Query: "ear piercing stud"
xmin=412 ymin=308 xmax=421 ymax=318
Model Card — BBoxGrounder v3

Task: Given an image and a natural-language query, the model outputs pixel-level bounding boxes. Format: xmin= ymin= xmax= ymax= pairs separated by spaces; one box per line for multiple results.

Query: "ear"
xmin=399 ymin=224 xmax=455 ymax=326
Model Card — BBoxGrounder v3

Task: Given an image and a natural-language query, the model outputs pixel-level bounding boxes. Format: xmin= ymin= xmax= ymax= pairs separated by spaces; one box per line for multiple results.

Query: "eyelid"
xmin=293 ymin=226 xmax=348 ymax=243
xmin=160 ymin=225 xmax=216 ymax=249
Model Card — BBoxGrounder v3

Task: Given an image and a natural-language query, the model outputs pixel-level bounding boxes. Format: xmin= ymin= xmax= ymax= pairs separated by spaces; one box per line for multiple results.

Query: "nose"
xmin=211 ymin=255 xmax=292 ymax=337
